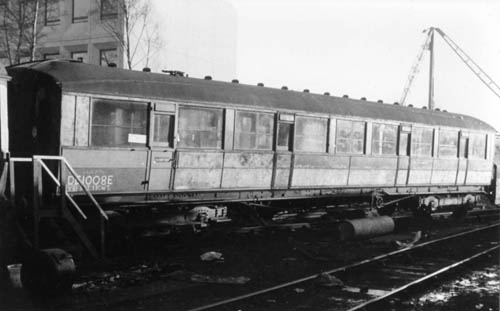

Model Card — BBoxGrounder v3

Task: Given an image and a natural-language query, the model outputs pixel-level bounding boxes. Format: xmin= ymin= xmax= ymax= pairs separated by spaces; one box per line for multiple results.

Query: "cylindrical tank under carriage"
xmin=0 ymin=60 xmax=498 ymax=272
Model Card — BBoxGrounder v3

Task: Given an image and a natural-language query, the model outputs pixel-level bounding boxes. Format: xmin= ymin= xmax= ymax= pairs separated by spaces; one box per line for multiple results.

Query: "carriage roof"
xmin=8 ymin=60 xmax=495 ymax=132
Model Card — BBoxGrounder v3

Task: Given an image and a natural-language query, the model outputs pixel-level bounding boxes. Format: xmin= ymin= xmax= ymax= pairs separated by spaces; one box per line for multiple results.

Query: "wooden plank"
xmin=348 ymin=170 xmax=397 ymax=186
xmin=60 ymin=95 xmax=76 ymax=146
xmin=174 ymin=169 xmax=222 ymax=190
xmin=468 ymin=159 xmax=493 ymax=171
xmin=224 ymin=109 xmax=234 ymax=150
xmin=75 ymin=96 xmax=90 ymax=147
xmin=177 ymin=151 xmax=223 ymax=168
xmin=221 ymin=169 xmax=272 ymax=188
xmin=292 ymin=169 xmax=348 ymax=187
xmin=223 ymin=152 xmax=273 ymax=168
xmin=63 ymin=149 xmax=148 ymax=168
xmin=350 ymin=156 xmax=397 ymax=170
xmin=294 ymin=154 xmax=350 ymax=169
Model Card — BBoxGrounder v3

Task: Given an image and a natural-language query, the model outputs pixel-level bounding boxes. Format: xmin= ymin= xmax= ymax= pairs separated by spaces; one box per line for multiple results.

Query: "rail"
xmin=187 ymin=222 xmax=500 ymax=311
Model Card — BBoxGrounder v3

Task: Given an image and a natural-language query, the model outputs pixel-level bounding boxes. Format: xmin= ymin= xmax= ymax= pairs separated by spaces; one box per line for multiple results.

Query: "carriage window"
xmin=438 ymin=130 xmax=458 ymax=158
xmin=153 ymin=114 xmax=174 ymax=147
xmin=234 ymin=111 xmax=273 ymax=150
xmin=411 ymin=127 xmax=433 ymax=157
xmin=372 ymin=123 xmax=397 ymax=155
xmin=178 ymin=107 xmax=222 ymax=148
xmin=295 ymin=116 xmax=327 ymax=152
xmin=91 ymin=100 xmax=147 ymax=147
xmin=336 ymin=120 xmax=365 ymax=154
xmin=469 ymin=133 xmax=486 ymax=159
xmin=277 ymin=122 xmax=293 ymax=151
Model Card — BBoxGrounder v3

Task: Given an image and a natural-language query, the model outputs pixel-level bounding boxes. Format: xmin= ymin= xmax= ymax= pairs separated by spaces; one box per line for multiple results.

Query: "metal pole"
xmin=428 ymin=28 xmax=435 ymax=110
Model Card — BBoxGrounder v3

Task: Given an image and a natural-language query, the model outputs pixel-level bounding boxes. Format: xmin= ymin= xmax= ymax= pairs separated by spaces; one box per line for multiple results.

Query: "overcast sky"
xmin=156 ymin=0 xmax=500 ymax=131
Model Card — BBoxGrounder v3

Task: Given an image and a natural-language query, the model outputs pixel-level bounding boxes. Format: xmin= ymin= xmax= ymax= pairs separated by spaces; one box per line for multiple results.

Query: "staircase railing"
xmin=8 ymin=155 xmax=108 ymax=258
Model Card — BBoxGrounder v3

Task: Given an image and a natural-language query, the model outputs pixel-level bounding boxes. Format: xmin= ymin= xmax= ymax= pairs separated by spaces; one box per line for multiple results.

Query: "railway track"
xmin=187 ymin=222 xmax=500 ymax=311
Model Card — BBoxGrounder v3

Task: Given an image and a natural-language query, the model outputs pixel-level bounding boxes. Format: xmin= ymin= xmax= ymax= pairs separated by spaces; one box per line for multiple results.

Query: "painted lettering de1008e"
xmin=67 ymin=174 xmax=114 ymax=192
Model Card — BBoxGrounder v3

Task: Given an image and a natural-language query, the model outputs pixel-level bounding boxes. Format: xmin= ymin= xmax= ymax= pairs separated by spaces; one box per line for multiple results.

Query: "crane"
xmin=400 ymin=27 xmax=500 ymax=108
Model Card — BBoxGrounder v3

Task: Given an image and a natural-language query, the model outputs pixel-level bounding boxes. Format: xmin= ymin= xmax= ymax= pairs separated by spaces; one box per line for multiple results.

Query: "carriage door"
xmin=457 ymin=131 xmax=468 ymax=185
xmin=147 ymin=102 xmax=176 ymax=191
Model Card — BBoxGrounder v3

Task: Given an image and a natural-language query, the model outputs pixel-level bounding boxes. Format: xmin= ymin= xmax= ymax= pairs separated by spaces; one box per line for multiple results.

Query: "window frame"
xmin=45 ymin=0 xmax=60 ymax=25
xmin=150 ymin=112 xmax=175 ymax=149
xmin=335 ymin=119 xmax=366 ymax=155
xmin=177 ymin=106 xmax=223 ymax=150
xmin=234 ymin=110 xmax=274 ymax=151
xmin=72 ymin=0 xmax=88 ymax=23
xmin=101 ymin=0 xmax=118 ymax=19
xmin=371 ymin=122 xmax=398 ymax=156
xmin=99 ymin=48 xmax=118 ymax=66
xmin=276 ymin=113 xmax=295 ymax=152
xmin=71 ymin=51 xmax=88 ymax=63
xmin=468 ymin=132 xmax=487 ymax=159
xmin=438 ymin=128 xmax=459 ymax=158
xmin=410 ymin=126 xmax=434 ymax=158
xmin=294 ymin=115 xmax=328 ymax=153
xmin=89 ymin=98 xmax=149 ymax=148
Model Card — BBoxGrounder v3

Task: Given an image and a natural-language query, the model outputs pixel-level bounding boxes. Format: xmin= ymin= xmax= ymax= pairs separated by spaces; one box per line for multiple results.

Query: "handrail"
xmin=32 ymin=155 xmax=109 ymax=221
xmin=9 ymin=155 xmax=108 ymax=221
xmin=34 ymin=157 xmax=88 ymax=220
xmin=61 ymin=158 xmax=109 ymax=220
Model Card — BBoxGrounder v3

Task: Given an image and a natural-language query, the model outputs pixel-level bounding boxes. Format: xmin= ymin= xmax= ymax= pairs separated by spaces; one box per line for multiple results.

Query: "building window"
xmin=234 ymin=111 xmax=273 ymax=150
xmin=45 ymin=0 xmax=60 ymax=25
xmin=411 ymin=127 xmax=433 ymax=157
xmin=336 ymin=120 xmax=365 ymax=154
xmin=72 ymin=0 xmax=88 ymax=22
xmin=43 ymin=53 xmax=59 ymax=60
xmin=295 ymin=116 xmax=327 ymax=152
xmin=100 ymin=49 xmax=118 ymax=66
xmin=101 ymin=0 xmax=118 ymax=19
xmin=152 ymin=114 xmax=174 ymax=147
xmin=438 ymin=130 xmax=458 ymax=158
xmin=469 ymin=133 xmax=486 ymax=159
xmin=372 ymin=123 xmax=397 ymax=155
xmin=178 ymin=107 xmax=223 ymax=149
xmin=91 ymin=99 xmax=147 ymax=147
xmin=71 ymin=51 xmax=87 ymax=63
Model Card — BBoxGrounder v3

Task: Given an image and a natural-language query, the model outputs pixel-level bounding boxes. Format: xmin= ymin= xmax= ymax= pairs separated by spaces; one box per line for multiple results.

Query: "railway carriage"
xmin=0 ymin=60 xmax=498 ymax=291
xmin=6 ymin=60 xmax=495 ymax=207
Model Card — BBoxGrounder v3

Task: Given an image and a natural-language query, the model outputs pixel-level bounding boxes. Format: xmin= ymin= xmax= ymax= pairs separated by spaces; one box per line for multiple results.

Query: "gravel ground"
xmin=0 ymin=211 xmax=498 ymax=311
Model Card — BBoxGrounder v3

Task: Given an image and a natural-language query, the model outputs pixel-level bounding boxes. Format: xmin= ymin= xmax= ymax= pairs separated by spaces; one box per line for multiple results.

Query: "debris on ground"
xmin=164 ymin=270 xmax=250 ymax=285
xmin=200 ymin=251 xmax=224 ymax=262
xmin=395 ymin=230 xmax=422 ymax=249
xmin=315 ymin=272 xmax=344 ymax=288
xmin=292 ymin=245 xmax=329 ymax=262
xmin=294 ymin=288 xmax=305 ymax=293
xmin=190 ymin=274 xmax=250 ymax=285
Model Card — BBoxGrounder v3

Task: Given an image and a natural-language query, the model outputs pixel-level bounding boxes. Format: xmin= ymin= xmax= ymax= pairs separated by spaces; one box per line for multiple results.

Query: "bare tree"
xmin=99 ymin=0 xmax=163 ymax=70
xmin=0 ymin=0 xmax=44 ymax=65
